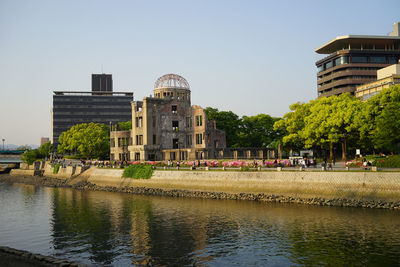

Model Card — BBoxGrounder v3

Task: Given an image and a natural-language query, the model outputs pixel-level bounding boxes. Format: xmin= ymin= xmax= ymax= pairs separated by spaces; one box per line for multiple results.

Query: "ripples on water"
xmin=0 ymin=182 xmax=399 ymax=266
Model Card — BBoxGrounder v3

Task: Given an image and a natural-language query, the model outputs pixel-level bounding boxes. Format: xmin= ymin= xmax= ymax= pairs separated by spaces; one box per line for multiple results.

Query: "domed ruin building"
xmin=110 ymin=74 xmax=226 ymax=161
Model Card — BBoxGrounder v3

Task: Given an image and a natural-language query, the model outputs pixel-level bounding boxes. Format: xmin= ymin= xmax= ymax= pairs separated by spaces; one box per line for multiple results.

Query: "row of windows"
xmin=154 ymin=92 xmax=190 ymax=100
xmin=53 ymin=117 xmax=129 ymax=122
xmin=54 ymin=105 xmax=131 ymax=109
xmin=318 ymin=66 xmax=382 ymax=80
xmin=111 ymin=137 xmax=132 ymax=147
xmin=53 ymin=113 xmax=130 ymax=117
xmin=112 ymin=133 xmax=205 ymax=147
xmin=54 ymin=97 xmax=131 ymax=102
xmin=134 ymin=115 xmax=202 ymax=130
xmin=317 ymin=56 xmax=398 ymax=73
xmin=318 ymin=75 xmax=376 ymax=87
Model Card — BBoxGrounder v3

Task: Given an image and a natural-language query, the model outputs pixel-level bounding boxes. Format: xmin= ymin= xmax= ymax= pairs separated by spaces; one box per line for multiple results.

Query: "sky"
xmin=0 ymin=0 xmax=399 ymax=146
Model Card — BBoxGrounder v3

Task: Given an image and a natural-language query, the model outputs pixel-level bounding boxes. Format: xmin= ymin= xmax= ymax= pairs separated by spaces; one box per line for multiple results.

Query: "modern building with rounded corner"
xmin=315 ymin=23 xmax=400 ymax=98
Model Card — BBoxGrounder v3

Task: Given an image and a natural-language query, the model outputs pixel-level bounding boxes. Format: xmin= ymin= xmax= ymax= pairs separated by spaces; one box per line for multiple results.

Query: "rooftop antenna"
xmin=101 ymin=64 xmax=104 ymax=74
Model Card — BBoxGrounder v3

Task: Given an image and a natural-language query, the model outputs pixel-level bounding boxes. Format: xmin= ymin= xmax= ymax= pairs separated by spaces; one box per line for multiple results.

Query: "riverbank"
xmin=2 ymin=169 xmax=400 ymax=209
xmin=0 ymin=246 xmax=86 ymax=267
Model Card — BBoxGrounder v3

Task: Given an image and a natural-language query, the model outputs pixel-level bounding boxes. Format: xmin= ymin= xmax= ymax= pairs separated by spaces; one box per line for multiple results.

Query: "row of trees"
xmin=274 ymin=85 xmax=400 ymax=159
xmin=21 ymin=141 xmax=53 ymax=164
xmin=204 ymin=108 xmax=283 ymax=148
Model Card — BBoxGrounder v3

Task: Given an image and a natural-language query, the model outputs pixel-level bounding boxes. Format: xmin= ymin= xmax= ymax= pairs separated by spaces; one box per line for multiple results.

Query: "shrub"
xmin=240 ymin=166 xmax=250 ymax=171
xmin=53 ymin=164 xmax=62 ymax=174
xmin=122 ymin=164 xmax=153 ymax=179
xmin=375 ymin=155 xmax=400 ymax=168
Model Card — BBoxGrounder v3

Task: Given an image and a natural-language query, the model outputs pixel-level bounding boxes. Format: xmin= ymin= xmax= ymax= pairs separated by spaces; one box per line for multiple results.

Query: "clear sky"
xmin=0 ymin=0 xmax=399 ymax=146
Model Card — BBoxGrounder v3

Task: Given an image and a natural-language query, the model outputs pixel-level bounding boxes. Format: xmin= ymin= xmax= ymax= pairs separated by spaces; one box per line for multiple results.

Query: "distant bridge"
xmin=0 ymin=150 xmax=24 ymax=164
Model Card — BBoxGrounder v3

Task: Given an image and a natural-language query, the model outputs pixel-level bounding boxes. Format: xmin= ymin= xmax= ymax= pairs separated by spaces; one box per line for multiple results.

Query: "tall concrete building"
xmin=52 ymin=74 xmax=133 ymax=148
xmin=315 ymin=22 xmax=400 ymax=97
xmin=110 ymin=74 xmax=226 ymax=161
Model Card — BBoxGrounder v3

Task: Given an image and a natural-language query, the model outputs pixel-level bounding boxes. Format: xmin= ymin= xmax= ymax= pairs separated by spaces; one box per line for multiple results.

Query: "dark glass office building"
xmin=52 ymin=74 xmax=133 ymax=147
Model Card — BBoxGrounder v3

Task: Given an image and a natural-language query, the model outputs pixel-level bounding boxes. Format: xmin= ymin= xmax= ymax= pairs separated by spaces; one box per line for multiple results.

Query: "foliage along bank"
xmin=274 ymin=85 xmax=400 ymax=159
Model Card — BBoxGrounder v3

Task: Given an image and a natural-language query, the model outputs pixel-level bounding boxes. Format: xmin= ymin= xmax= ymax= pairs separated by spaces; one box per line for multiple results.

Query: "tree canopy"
xmin=356 ymin=85 xmax=400 ymax=153
xmin=118 ymin=121 xmax=132 ymax=131
xmin=21 ymin=141 xmax=53 ymax=164
xmin=204 ymin=107 xmax=281 ymax=148
xmin=57 ymin=122 xmax=110 ymax=159
xmin=275 ymin=85 xmax=400 ymax=158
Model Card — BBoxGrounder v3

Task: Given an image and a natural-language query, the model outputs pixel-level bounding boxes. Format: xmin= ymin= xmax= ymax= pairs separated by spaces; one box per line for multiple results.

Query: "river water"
xmin=0 ymin=182 xmax=399 ymax=266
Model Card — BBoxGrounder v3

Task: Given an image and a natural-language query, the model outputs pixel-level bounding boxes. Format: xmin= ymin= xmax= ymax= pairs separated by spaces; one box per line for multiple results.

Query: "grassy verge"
xmin=122 ymin=165 xmax=153 ymax=179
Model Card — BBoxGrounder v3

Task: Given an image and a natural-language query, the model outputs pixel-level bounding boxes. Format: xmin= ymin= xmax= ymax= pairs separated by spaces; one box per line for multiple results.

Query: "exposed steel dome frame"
xmin=154 ymin=74 xmax=190 ymax=90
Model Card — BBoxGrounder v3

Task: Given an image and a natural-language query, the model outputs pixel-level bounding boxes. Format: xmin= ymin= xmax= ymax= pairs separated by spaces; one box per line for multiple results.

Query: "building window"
xmin=136 ymin=135 xmax=143 ymax=145
xmin=186 ymin=135 xmax=192 ymax=146
xmin=110 ymin=153 xmax=115 ymax=160
xmin=172 ymin=105 xmax=177 ymax=114
xmin=172 ymin=121 xmax=179 ymax=131
xmin=325 ymin=61 xmax=333 ymax=69
xmin=370 ymin=56 xmax=386 ymax=63
xmin=317 ymin=65 xmax=324 ymax=73
xmin=352 ymin=56 xmax=367 ymax=63
xmin=135 ymin=117 xmax=143 ymax=128
xmin=388 ymin=56 xmax=398 ymax=64
xmin=118 ymin=138 xmax=129 ymax=147
xmin=110 ymin=138 xmax=115 ymax=147
xmin=196 ymin=115 xmax=203 ymax=126
xmin=173 ymin=138 xmax=179 ymax=149
xmin=334 ymin=56 xmax=349 ymax=66
xmin=152 ymin=116 xmax=156 ymax=128
xmin=196 ymin=133 xmax=203 ymax=145
xmin=186 ymin=117 xmax=192 ymax=128
xmin=153 ymin=134 xmax=156 ymax=145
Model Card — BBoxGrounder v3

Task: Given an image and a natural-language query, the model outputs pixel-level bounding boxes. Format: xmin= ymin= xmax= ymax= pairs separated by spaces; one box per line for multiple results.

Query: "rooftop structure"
xmin=316 ymin=23 xmax=400 ymax=97
xmin=92 ymin=73 xmax=113 ymax=92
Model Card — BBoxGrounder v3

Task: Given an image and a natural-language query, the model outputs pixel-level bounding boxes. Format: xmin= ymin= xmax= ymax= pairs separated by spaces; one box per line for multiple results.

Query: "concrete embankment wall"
xmin=10 ymin=167 xmax=400 ymax=202
xmin=85 ymin=169 xmax=400 ymax=201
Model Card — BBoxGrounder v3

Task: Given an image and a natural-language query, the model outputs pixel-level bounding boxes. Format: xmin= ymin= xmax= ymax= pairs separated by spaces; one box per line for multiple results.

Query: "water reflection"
xmin=1 ymin=182 xmax=400 ymax=266
xmin=48 ymin=188 xmax=400 ymax=266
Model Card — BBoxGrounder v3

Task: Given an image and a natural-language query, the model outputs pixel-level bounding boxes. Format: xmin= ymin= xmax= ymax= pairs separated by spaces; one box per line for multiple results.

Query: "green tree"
xmin=38 ymin=141 xmax=53 ymax=158
xmin=357 ymin=85 xmax=400 ymax=153
xmin=118 ymin=121 xmax=132 ymax=131
xmin=21 ymin=149 xmax=39 ymax=165
xmin=274 ymin=102 xmax=311 ymax=151
xmin=302 ymin=93 xmax=362 ymax=160
xmin=58 ymin=123 xmax=110 ymax=159
xmin=276 ymin=94 xmax=362 ymax=160
xmin=240 ymin=114 xmax=281 ymax=147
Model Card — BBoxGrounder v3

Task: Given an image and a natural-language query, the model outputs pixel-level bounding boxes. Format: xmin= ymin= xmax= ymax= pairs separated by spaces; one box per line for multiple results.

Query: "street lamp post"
xmin=2 ymin=139 xmax=4 ymax=150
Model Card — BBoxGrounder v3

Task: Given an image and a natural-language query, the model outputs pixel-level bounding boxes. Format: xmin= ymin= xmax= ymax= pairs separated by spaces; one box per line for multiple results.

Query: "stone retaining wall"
xmin=82 ymin=169 xmax=400 ymax=201
xmin=7 ymin=167 xmax=400 ymax=203
xmin=10 ymin=169 xmax=35 ymax=176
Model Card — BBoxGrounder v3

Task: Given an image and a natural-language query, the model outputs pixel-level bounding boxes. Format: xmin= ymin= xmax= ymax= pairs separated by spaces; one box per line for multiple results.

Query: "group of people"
xmin=289 ymin=157 xmax=318 ymax=168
